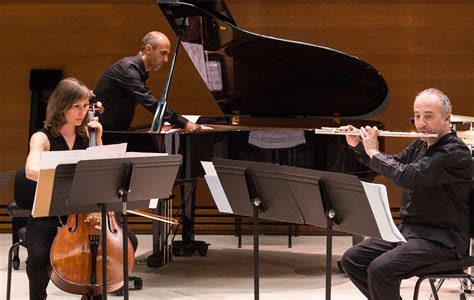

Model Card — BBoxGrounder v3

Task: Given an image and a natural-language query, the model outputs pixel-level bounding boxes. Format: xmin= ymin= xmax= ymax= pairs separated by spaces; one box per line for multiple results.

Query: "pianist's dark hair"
xmin=44 ymin=77 xmax=91 ymax=137
xmin=416 ymin=88 xmax=452 ymax=115
xmin=139 ymin=31 xmax=168 ymax=51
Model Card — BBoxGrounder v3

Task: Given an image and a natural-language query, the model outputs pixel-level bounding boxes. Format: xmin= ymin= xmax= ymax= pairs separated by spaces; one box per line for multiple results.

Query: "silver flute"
xmin=314 ymin=127 xmax=438 ymax=138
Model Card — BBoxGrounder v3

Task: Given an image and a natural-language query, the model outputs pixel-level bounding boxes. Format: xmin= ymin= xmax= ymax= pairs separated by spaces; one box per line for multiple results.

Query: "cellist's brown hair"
xmin=44 ymin=78 xmax=91 ymax=137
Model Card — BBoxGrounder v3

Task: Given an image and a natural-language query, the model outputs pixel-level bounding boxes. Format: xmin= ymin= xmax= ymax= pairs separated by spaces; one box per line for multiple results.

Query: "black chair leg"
xmin=11 ymin=218 xmax=20 ymax=269
xmin=7 ymin=242 xmax=21 ymax=300
xmin=235 ymin=216 xmax=242 ymax=248
xmin=10 ymin=217 xmax=28 ymax=269
xmin=11 ymin=218 xmax=19 ymax=245
xmin=413 ymin=277 xmax=424 ymax=300
xmin=288 ymin=224 xmax=292 ymax=248
xmin=428 ymin=278 xmax=441 ymax=300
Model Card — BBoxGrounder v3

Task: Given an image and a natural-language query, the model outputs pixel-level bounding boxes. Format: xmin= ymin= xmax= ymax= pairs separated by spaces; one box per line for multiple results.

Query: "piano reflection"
xmin=102 ymin=0 xmax=390 ymax=266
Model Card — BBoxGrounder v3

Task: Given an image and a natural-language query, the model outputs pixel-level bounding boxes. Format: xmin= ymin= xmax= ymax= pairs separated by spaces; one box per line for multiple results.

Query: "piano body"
xmin=102 ymin=0 xmax=389 ymax=265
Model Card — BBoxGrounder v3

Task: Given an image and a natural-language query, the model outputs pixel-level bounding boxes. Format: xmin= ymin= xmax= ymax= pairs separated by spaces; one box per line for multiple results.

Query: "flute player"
xmin=340 ymin=88 xmax=472 ymax=300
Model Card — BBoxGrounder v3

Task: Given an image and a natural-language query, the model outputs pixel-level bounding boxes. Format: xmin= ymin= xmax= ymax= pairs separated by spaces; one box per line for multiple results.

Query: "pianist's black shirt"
xmin=351 ymin=132 xmax=472 ymax=258
xmin=94 ymin=54 xmax=188 ymax=131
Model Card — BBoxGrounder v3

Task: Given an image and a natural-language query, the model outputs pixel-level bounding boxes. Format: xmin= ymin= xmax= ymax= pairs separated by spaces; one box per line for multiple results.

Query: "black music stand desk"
xmin=208 ymin=158 xmax=404 ymax=300
xmin=33 ymin=155 xmax=182 ymax=300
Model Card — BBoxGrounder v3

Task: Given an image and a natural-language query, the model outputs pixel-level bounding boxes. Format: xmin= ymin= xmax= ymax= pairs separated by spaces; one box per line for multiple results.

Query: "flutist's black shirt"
xmin=94 ymin=54 xmax=188 ymax=131
xmin=352 ymin=132 xmax=472 ymax=258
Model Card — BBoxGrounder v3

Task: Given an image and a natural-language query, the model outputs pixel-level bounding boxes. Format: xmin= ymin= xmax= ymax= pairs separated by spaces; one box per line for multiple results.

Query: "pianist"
xmin=340 ymin=88 xmax=472 ymax=300
xmin=94 ymin=31 xmax=201 ymax=132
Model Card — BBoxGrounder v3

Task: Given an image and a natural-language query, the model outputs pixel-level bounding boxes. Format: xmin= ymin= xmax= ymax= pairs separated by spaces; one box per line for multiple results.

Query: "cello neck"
xmin=88 ymin=108 xmax=96 ymax=147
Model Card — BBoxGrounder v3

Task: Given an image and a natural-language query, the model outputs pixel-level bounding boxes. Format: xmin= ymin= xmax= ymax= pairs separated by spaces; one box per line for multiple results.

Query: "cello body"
xmin=49 ymin=212 xmax=135 ymax=295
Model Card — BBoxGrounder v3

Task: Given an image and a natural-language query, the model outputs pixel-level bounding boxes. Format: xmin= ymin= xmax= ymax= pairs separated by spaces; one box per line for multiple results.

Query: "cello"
xmin=49 ymin=103 xmax=135 ymax=296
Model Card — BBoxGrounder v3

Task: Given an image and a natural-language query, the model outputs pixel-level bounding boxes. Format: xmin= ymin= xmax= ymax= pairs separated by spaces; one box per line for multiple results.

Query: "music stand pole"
xmin=319 ymin=179 xmax=340 ymax=300
xmin=101 ymin=204 xmax=108 ymax=300
xmin=325 ymin=209 xmax=336 ymax=300
xmin=253 ymin=199 xmax=260 ymax=300
xmin=118 ymin=187 xmax=130 ymax=300
xmin=244 ymin=169 xmax=266 ymax=300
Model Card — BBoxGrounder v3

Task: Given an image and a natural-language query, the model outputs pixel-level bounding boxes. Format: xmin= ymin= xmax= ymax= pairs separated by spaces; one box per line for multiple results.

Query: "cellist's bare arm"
xmin=25 ymin=132 xmax=50 ymax=182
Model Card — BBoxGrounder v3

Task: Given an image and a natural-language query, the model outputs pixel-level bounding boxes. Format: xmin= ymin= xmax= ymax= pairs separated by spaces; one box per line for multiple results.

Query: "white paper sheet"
xmin=149 ymin=198 xmax=159 ymax=209
xmin=125 ymin=152 xmax=168 ymax=158
xmin=201 ymin=161 xmax=233 ymax=214
xmin=182 ymin=115 xmax=201 ymax=124
xmin=85 ymin=143 xmax=127 ymax=160
xmin=361 ymin=181 xmax=406 ymax=243
xmin=40 ymin=150 xmax=84 ymax=169
xmin=248 ymin=130 xmax=306 ymax=149
xmin=39 ymin=143 xmax=129 ymax=169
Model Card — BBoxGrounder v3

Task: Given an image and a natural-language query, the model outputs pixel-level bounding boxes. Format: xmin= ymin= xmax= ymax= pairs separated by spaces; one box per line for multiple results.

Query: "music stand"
xmin=212 ymin=158 xmax=400 ymax=300
xmin=45 ymin=155 xmax=181 ymax=300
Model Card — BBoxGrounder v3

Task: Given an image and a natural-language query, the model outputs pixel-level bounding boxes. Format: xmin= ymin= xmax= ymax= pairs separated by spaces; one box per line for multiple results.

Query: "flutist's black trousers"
xmin=340 ymin=237 xmax=457 ymax=300
xmin=26 ymin=216 xmax=138 ymax=300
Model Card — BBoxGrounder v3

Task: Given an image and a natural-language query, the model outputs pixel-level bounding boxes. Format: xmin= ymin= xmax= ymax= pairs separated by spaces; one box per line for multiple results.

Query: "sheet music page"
xmin=149 ymin=198 xmax=159 ymax=209
xmin=201 ymin=161 xmax=233 ymax=214
xmin=361 ymin=181 xmax=406 ymax=243
xmin=40 ymin=150 xmax=85 ymax=169
xmin=181 ymin=115 xmax=212 ymax=130
xmin=39 ymin=143 xmax=129 ymax=169
xmin=182 ymin=115 xmax=201 ymax=123
xmin=125 ymin=152 xmax=168 ymax=158
xmin=35 ymin=143 xmax=128 ymax=217
xmin=181 ymin=42 xmax=208 ymax=87
xmin=85 ymin=143 xmax=127 ymax=160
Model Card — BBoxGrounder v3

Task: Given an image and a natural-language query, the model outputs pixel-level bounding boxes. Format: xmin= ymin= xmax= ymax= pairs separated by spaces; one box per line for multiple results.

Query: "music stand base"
xmin=172 ymin=240 xmax=210 ymax=257
xmin=112 ymin=277 xmax=143 ymax=296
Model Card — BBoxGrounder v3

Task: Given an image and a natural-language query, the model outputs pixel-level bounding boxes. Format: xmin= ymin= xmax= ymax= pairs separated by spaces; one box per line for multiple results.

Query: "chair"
xmin=6 ymin=166 xmax=34 ymax=268
xmin=6 ymin=166 xmax=34 ymax=300
xmin=6 ymin=201 xmax=31 ymax=270
xmin=411 ymin=159 xmax=474 ymax=300
xmin=6 ymin=227 xmax=28 ymax=300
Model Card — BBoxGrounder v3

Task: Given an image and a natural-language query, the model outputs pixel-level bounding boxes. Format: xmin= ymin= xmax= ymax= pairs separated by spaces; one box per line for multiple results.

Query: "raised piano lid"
xmin=157 ymin=0 xmax=390 ymax=119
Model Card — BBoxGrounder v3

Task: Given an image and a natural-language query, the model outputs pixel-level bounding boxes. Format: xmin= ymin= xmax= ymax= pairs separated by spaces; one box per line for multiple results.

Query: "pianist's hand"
xmin=341 ymin=125 xmax=360 ymax=147
xmin=184 ymin=121 xmax=202 ymax=133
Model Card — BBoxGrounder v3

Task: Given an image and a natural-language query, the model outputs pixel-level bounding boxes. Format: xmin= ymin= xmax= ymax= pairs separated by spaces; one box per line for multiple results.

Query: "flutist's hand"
xmin=360 ymin=126 xmax=380 ymax=158
xmin=341 ymin=125 xmax=360 ymax=147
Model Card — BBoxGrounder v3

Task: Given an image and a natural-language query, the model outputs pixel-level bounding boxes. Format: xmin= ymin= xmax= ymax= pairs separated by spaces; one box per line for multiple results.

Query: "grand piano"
xmin=102 ymin=0 xmax=389 ymax=265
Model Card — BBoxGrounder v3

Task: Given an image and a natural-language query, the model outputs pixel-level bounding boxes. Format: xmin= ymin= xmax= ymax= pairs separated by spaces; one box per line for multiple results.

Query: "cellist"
xmin=24 ymin=78 xmax=137 ymax=300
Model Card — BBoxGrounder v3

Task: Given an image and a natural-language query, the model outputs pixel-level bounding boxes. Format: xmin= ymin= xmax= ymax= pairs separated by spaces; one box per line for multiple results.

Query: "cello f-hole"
xmin=68 ymin=215 xmax=79 ymax=233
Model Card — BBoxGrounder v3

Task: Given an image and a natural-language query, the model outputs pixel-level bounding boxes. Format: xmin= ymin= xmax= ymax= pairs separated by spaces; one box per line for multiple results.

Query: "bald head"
xmin=139 ymin=31 xmax=170 ymax=52
xmin=415 ymin=88 xmax=452 ymax=115
xmin=139 ymin=31 xmax=171 ymax=71
xmin=413 ymin=88 xmax=452 ymax=146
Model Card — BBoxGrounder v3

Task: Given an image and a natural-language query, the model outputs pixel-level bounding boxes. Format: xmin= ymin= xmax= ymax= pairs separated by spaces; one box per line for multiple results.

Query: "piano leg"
xmin=172 ymin=178 xmax=209 ymax=257
xmin=170 ymin=134 xmax=224 ymax=257
xmin=181 ymin=178 xmax=196 ymax=244
xmin=147 ymin=197 xmax=173 ymax=267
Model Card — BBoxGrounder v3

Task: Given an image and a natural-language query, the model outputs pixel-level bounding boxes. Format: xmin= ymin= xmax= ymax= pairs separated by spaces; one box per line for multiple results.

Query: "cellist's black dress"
xmin=25 ymin=128 xmax=138 ymax=300
xmin=26 ymin=127 xmax=88 ymax=300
